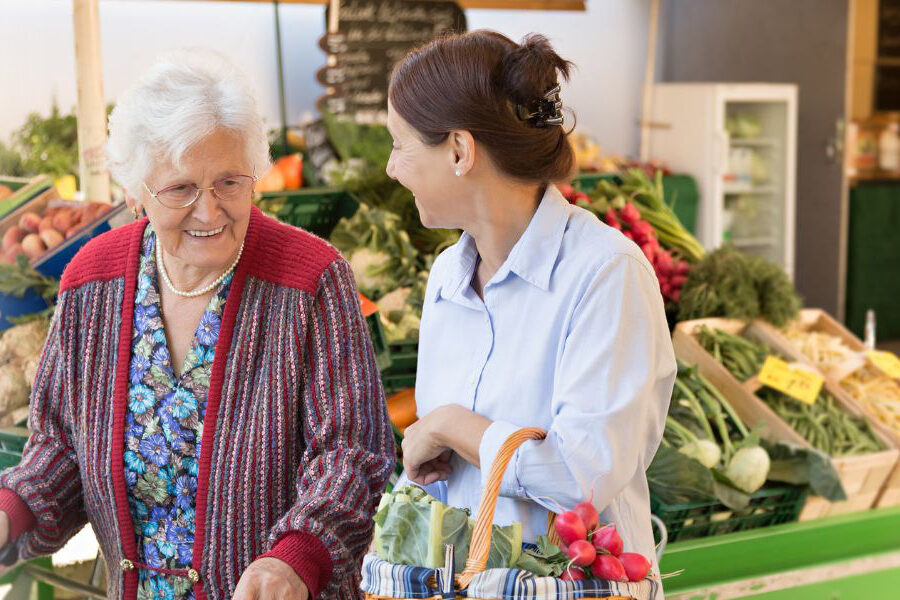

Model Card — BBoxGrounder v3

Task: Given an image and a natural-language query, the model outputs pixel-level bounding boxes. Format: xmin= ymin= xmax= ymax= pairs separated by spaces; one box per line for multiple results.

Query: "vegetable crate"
xmin=0 ymin=422 xmax=28 ymax=471
xmin=381 ymin=342 xmax=418 ymax=395
xmin=255 ymin=187 xmax=358 ymax=239
xmin=0 ymin=175 xmax=54 ymax=222
xmin=650 ymin=483 xmax=807 ymax=543
xmin=750 ymin=310 xmax=900 ymax=509
xmin=673 ymin=318 xmax=899 ymax=520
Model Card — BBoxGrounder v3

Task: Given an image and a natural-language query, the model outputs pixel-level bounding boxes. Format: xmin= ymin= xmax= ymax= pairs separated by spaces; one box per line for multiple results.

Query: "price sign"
xmin=758 ymin=356 xmax=824 ymax=405
xmin=867 ymin=350 xmax=900 ymax=379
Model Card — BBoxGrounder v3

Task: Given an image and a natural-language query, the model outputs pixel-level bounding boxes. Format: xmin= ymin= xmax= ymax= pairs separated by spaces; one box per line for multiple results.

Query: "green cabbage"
xmin=374 ymin=486 xmax=522 ymax=571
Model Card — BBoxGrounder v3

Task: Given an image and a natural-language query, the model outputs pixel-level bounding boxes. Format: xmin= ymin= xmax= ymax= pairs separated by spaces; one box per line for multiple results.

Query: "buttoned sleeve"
xmin=477 ymin=253 xmax=676 ymax=512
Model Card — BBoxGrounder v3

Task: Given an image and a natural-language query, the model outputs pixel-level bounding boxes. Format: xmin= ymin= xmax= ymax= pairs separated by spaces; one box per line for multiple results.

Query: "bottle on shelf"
xmin=879 ymin=122 xmax=900 ymax=173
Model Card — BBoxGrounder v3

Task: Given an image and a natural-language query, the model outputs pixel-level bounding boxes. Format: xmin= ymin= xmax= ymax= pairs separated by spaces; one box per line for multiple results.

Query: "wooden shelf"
xmin=207 ymin=0 xmax=586 ymax=9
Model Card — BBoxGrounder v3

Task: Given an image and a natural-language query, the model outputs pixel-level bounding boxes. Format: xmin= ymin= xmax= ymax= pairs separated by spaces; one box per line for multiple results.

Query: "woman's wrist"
xmin=434 ymin=405 xmax=492 ymax=467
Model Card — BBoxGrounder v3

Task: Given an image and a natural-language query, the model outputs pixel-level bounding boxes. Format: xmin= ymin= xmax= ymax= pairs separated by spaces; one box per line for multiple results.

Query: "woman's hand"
xmin=232 ymin=557 xmax=308 ymax=600
xmin=402 ymin=405 xmax=492 ymax=486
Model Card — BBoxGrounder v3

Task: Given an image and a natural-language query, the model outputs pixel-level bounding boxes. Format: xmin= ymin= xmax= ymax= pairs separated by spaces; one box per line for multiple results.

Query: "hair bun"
xmin=498 ymin=34 xmax=572 ymax=105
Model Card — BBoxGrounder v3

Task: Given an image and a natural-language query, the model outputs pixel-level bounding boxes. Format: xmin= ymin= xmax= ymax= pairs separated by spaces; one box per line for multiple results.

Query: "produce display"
xmin=783 ymin=324 xmax=900 ymax=437
xmin=1 ymin=201 xmax=112 ymax=264
xmin=254 ymin=153 xmax=303 ymax=193
xmin=678 ymin=246 xmax=801 ymax=327
xmin=697 ymin=327 xmax=885 ymax=456
xmin=663 ymin=363 xmax=770 ymax=494
xmin=561 ymin=185 xmax=690 ymax=306
xmin=0 ymin=318 xmax=48 ymax=426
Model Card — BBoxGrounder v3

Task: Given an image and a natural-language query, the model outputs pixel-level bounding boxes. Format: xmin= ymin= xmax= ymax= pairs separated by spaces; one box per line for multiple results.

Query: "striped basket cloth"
xmin=361 ymin=428 xmax=660 ymax=600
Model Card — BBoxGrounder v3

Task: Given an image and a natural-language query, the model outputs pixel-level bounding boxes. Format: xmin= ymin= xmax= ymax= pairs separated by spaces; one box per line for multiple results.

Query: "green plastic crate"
xmin=0 ymin=423 xmax=29 ymax=471
xmin=256 ymin=187 xmax=359 ymax=238
xmin=650 ymin=484 xmax=808 ymax=543
xmin=381 ymin=341 xmax=418 ymax=395
xmin=572 ymin=172 xmax=699 ymax=236
xmin=366 ymin=312 xmax=392 ymax=372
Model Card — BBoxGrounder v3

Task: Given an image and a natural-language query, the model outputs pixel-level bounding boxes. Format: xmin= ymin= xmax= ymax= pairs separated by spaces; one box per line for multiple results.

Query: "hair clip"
xmin=515 ymin=85 xmax=564 ymax=128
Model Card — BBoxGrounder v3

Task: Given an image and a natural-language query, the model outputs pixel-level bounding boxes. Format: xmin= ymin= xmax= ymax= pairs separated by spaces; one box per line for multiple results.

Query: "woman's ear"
xmin=449 ymin=130 xmax=476 ymax=177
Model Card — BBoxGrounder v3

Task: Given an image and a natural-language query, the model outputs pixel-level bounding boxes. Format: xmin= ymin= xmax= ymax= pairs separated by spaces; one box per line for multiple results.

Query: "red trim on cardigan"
xmin=258 ymin=532 xmax=333 ymax=599
xmin=109 ymin=217 xmax=145 ymax=599
xmin=60 ymin=218 xmax=147 ymax=292
xmin=0 ymin=488 xmax=37 ymax=541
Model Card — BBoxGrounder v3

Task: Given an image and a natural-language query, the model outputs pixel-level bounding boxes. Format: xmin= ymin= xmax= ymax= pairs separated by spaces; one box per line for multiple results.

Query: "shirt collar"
xmin=435 ymin=185 xmax=570 ymax=303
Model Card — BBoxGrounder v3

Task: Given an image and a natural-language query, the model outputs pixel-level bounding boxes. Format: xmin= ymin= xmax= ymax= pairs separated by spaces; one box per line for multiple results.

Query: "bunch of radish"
xmin=603 ymin=203 xmax=689 ymax=305
xmin=554 ymin=502 xmax=652 ymax=583
xmin=557 ymin=184 xmax=689 ymax=305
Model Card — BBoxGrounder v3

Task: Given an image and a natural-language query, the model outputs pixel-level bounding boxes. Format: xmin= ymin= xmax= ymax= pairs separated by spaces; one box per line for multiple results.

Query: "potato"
xmin=39 ymin=229 xmax=64 ymax=249
xmin=2 ymin=226 xmax=25 ymax=251
xmin=21 ymin=234 xmax=46 ymax=259
xmin=51 ymin=209 xmax=74 ymax=232
xmin=18 ymin=212 xmax=41 ymax=234
xmin=65 ymin=224 xmax=83 ymax=239
xmin=38 ymin=216 xmax=55 ymax=234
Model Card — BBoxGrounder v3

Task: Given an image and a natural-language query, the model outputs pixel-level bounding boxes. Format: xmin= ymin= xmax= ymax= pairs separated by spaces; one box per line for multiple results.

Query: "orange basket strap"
xmin=458 ymin=427 xmax=546 ymax=587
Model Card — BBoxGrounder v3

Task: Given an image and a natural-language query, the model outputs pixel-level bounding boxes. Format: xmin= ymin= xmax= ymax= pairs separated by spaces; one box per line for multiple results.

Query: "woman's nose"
xmin=386 ymin=154 xmax=397 ymax=180
xmin=192 ymin=187 xmax=223 ymax=220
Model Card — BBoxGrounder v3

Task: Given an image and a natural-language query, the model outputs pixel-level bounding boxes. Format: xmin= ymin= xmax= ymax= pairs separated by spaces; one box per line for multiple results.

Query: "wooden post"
xmin=639 ymin=0 xmax=660 ymax=162
xmin=72 ymin=0 xmax=110 ymax=203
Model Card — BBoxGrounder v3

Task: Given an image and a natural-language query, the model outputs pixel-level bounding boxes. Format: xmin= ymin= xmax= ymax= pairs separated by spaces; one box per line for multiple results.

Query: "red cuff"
xmin=0 ymin=489 xmax=37 ymax=541
xmin=259 ymin=532 xmax=333 ymax=599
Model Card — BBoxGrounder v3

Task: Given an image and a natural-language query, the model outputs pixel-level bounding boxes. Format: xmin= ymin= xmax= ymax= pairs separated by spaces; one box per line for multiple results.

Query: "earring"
xmin=131 ymin=206 xmax=139 ymax=220
xmin=455 ymin=169 xmax=462 ymax=177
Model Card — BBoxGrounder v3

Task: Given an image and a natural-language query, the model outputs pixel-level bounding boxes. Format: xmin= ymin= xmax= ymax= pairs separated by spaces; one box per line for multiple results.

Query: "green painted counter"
xmin=659 ymin=506 xmax=900 ymax=598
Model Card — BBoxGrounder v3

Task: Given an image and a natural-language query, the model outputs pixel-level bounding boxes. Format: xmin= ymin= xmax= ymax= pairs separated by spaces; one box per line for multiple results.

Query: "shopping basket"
xmin=361 ymin=427 xmax=660 ymax=600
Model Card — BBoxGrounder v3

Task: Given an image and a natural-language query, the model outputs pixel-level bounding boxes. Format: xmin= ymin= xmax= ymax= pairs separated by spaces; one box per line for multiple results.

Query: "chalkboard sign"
xmin=877 ymin=0 xmax=900 ymax=110
xmin=316 ymin=0 xmax=466 ymax=121
xmin=880 ymin=0 xmax=900 ymax=58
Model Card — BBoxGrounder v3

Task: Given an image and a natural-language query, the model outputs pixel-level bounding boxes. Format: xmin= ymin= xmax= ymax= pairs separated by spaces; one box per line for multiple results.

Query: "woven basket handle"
xmin=458 ymin=427 xmax=546 ymax=587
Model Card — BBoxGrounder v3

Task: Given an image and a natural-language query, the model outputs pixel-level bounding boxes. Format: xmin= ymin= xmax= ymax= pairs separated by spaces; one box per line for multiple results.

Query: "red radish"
xmin=574 ymin=501 xmax=599 ymax=531
xmin=623 ymin=231 xmax=634 ymax=241
xmin=655 ymin=251 xmax=673 ymax=272
xmin=573 ymin=193 xmax=590 ymax=204
xmin=591 ymin=554 xmax=627 ymax=582
xmin=619 ymin=553 xmax=651 ymax=582
xmin=631 ymin=221 xmax=654 ymax=242
xmin=558 ymin=183 xmax=576 ymax=199
xmin=640 ymin=243 xmax=656 ymax=263
xmin=676 ymin=261 xmax=690 ymax=275
xmin=566 ymin=539 xmax=596 ymax=567
xmin=670 ymin=274 xmax=687 ymax=287
xmin=560 ymin=568 xmax=586 ymax=582
xmin=621 ymin=203 xmax=641 ymax=225
xmin=554 ymin=511 xmax=587 ymax=546
xmin=591 ymin=524 xmax=623 ymax=556
xmin=604 ymin=209 xmax=620 ymax=230
xmin=669 ymin=289 xmax=681 ymax=303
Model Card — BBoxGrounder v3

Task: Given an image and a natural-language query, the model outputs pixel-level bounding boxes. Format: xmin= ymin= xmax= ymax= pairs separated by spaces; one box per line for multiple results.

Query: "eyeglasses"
xmin=143 ymin=174 xmax=257 ymax=209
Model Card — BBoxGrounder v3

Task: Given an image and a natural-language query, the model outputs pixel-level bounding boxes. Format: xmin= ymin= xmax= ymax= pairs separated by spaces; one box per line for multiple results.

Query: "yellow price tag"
xmin=867 ymin=350 xmax=900 ymax=379
xmin=757 ymin=355 xmax=823 ymax=405
xmin=54 ymin=175 xmax=77 ymax=201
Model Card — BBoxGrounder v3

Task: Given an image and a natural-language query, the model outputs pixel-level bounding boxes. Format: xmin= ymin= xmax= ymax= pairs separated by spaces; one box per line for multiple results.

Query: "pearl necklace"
xmin=156 ymin=237 xmax=244 ymax=298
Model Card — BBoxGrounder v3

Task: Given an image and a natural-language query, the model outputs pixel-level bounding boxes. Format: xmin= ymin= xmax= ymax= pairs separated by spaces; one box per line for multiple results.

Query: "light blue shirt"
xmin=414 ymin=185 xmax=676 ymax=586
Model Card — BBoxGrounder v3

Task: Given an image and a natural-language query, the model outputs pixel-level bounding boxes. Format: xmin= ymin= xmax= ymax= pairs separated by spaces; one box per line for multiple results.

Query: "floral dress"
xmin=124 ymin=228 xmax=231 ymax=600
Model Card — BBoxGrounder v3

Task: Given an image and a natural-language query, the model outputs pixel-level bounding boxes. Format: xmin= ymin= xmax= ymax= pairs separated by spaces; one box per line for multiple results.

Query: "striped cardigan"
xmin=0 ymin=206 xmax=396 ymax=599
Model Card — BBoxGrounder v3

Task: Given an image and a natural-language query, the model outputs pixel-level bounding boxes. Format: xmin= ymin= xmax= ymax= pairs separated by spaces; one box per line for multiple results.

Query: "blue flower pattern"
xmin=126 ymin=229 xmax=231 ymax=600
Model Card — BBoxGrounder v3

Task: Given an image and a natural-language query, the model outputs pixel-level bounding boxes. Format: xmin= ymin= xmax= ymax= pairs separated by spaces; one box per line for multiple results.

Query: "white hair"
xmin=107 ymin=48 xmax=271 ymax=196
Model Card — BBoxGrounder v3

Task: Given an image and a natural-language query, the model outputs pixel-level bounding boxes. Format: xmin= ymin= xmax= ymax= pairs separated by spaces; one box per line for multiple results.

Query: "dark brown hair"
xmin=389 ymin=30 xmax=575 ymax=183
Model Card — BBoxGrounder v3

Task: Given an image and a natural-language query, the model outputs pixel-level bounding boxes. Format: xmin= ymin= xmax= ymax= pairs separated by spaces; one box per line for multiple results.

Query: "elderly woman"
xmin=0 ymin=50 xmax=394 ymax=600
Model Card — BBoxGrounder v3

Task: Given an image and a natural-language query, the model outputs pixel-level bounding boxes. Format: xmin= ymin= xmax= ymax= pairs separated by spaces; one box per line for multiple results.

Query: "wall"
xmin=0 ymin=0 xmax=651 ymax=158
xmin=660 ymin=0 xmax=850 ymax=317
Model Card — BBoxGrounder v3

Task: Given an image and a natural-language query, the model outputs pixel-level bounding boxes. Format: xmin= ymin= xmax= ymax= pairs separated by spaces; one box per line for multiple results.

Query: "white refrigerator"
xmin=647 ymin=83 xmax=798 ymax=278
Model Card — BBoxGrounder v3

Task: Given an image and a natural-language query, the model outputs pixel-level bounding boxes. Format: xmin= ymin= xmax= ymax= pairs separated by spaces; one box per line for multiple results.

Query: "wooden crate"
xmin=673 ymin=318 xmax=899 ymax=520
xmin=749 ymin=313 xmax=900 ymax=509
